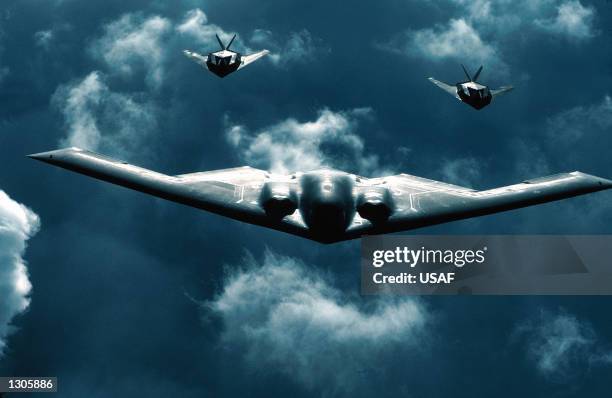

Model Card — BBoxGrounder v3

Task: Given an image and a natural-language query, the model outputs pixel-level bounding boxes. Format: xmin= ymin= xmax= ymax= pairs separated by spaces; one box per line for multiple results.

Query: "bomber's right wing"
xmin=428 ymin=77 xmax=459 ymax=99
xmin=183 ymin=50 xmax=208 ymax=67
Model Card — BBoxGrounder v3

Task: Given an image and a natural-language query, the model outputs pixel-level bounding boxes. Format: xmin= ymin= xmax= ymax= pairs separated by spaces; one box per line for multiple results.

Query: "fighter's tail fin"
xmin=215 ymin=33 xmax=237 ymax=50
xmin=216 ymin=33 xmax=226 ymax=50
xmin=461 ymin=64 xmax=472 ymax=81
xmin=226 ymin=34 xmax=236 ymax=50
xmin=472 ymin=65 xmax=483 ymax=82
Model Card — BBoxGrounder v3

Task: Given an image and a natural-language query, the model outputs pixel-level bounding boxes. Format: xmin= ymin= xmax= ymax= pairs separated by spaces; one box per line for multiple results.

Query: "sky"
xmin=1 ymin=0 xmax=612 ymax=396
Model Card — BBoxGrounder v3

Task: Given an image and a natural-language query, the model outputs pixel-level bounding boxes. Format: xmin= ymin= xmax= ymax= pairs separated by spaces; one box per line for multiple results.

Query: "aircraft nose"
xmin=27 ymin=148 xmax=82 ymax=164
xmin=28 ymin=151 xmax=57 ymax=161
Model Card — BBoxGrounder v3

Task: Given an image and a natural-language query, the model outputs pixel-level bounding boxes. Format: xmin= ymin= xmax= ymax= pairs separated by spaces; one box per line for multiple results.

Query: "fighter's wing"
xmin=344 ymin=171 xmax=612 ymax=239
xmin=183 ymin=50 xmax=208 ymax=67
xmin=428 ymin=77 xmax=459 ymax=99
xmin=238 ymin=50 xmax=270 ymax=70
xmin=491 ymin=85 xmax=513 ymax=97
xmin=28 ymin=148 xmax=311 ymax=239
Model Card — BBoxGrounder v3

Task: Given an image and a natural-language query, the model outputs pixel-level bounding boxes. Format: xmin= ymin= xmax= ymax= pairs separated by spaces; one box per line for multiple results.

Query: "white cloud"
xmin=207 ymin=250 xmax=428 ymax=395
xmin=514 ymin=309 xmax=612 ymax=380
xmin=535 ymin=1 xmax=596 ymax=40
xmin=0 ymin=190 xmax=40 ymax=356
xmin=404 ymin=19 xmax=498 ymax=63
xmin=53 ymin=71 xmax=158 ymax=158
xmin=224 ymin=108 xmax=384 ymax=175
xmin=384 ymin=0 xmax=597 ymax=75
xmin=91 ymin=13 xmax=171 ymax=88
xmin=176 ymin=8 xmax=235 ymax=50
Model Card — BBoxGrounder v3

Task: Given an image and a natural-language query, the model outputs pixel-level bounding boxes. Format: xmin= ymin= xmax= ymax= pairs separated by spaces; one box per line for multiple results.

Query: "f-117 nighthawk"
xmin=29 ymin=148 xmax=612 ymax=243
xmin=184 ymin=33 xmax=269 ymax=78
xmin=429 ymin=65 xmax=513 ymax=110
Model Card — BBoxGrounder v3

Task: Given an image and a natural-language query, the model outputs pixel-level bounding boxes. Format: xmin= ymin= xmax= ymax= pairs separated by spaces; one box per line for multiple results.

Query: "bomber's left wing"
xmin=183 ymin=50 xmax=208 ymax=67
xmin=344 ymin=171 xmax=612 ymax=240
xmin=28 ymin=147 xmax=312 ymax=239
xmin=491 ymin=85 xmax=513 ymax=97
xmin=428 ymin=77 xmax=459 ymax=99
xmin=238 ymin=50 xmax=270 ymax=69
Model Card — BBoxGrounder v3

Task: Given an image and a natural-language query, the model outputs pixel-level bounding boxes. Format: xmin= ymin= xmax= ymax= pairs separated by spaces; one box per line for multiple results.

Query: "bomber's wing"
xmin=28 ymin=148 xmax=311 ymax=239
xmin=344 ymin=171 xmax=612 ymax=240
xmin=238 ymin=50 xmax=270 ymax=70
xmin=491 ymin=85 xmax=513 ymax=97
xmin=183 ymin=50 xmax=208 ymax=67
xmin=428 ymin=77 xmax=459 ymax=99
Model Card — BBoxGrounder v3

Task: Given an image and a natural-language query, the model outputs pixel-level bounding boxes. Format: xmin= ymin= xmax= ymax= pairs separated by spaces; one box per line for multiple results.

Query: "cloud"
xmin=0 ymin=190 xmax=40 ymax=356
xmin=399 ymin=19 xmax=499 ymax=64
xmin=206 ymin=250 xmax=428 ymax=395
xmin=52 ymin=71 xmax=158 ymax=158
xmin=176 ymin=8 xmax=234 ymax=50
xmin=546 ymin=95 xmax=612 ymax=145
xmin=382 ymin=0 xmax=597 ymax=76
xmin=34 ymin=29 xmax=54 ymax=49
xmin=439 ymin=157 xmax=483 ymax=188
xmin=535 ymin=1 xmax=596 ymax=40
xmin=224 ymin=108 xmax=384 ymax=175
xmin=251 ymin=29 xmax=329 ymax=66
xmin=91 ymin=13 xmax=171 ymax=88
xmin=514 ymin=309 xmax=612 ymax=380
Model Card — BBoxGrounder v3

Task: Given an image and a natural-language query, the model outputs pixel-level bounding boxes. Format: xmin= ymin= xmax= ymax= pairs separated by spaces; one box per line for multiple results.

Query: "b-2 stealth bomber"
xmin=429 ymin=65 xmax=513 ymax=110
xmin=29 ymin=147 xmax=612 ymax=243
xmin=184 ymin=33 xmax=269 ymax=78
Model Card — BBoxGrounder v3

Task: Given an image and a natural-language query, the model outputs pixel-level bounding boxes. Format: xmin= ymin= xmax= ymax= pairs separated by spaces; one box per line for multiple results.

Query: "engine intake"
xmin=356 ymin=187 xmax=394 ymax=224
xmin=259 ymin=182 xmax=298 ymax=219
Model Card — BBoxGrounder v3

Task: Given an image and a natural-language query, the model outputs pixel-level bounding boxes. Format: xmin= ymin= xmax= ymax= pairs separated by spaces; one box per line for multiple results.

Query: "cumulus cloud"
xmin=398 ymin=19 xmax=499 ymax=64
xmin=383 ymin=0 xmax=597 ymax=75
xmin=52 ymin=71 xmax=158 ymax=158
xmin=0 ymin=190 xmax=40 ymax=356
xmin=535 ymin=1 xmax=596 ymax=40
xmin=224 ymin=108 xmax=384 ymax=175
xmin=206 ymin=251 xmax=428 ymax=395
xmin=175 ymin=8 xmax=237 ymax=51
xmin=87 ymin=7 xmax=324 ymax=90
xmin=514 ymin=309 xmax=612 ymax=380
xmin=91 ymin=13 xmax=171 ymax=88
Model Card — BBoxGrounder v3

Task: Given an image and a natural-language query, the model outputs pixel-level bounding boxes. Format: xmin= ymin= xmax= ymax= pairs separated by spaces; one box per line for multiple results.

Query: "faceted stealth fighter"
xmin=29 ymin=148 xmax=612 ymax=243
xmin=184 ymin=33 xmax=269 ymax=78
xmin=429 ymin=65 xmax=513 ymax=110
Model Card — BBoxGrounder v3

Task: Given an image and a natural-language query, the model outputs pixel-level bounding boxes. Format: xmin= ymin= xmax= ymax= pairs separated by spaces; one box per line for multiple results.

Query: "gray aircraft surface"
xmin=29 ymin=148 xmax=612 ymax=243
xmin=184 ymin=33 xmax=269 ymax=78
xmin=429 ymin=65 xmax=513 ymax=110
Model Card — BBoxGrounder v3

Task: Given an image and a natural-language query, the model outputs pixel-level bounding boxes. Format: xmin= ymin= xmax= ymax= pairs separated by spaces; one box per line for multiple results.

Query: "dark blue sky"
xmin=1 ymin=0 xmax=612 ymax=397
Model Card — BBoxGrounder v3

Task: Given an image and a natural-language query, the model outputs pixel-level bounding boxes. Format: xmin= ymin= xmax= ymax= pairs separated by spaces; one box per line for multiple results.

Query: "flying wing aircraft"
xmin=29 ymin=148 xmax=612 ymax=243
xmin=184 ymin=33 xmax=269 ymax=78
xmin=429 ymin=65 xmax=513 ymax=110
